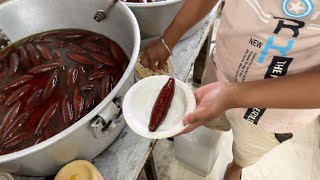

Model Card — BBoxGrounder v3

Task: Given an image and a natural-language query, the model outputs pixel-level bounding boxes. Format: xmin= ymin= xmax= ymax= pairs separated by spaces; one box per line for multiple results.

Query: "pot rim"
xmin=0 ymin=1 xmax=141 ymax=162
xmin=125 ymin=0 xmax=183 ymax=8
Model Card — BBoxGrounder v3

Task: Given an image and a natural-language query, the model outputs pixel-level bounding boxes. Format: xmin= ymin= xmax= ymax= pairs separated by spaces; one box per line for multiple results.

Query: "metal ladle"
xmin=94 ymin=0 xmax=120 ymax=22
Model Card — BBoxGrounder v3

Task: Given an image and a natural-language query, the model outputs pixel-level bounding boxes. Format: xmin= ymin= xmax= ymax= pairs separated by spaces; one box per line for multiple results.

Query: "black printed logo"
xmin=265 ymin=56 xmax=293 ymax=79
xmin=244 ymin=108 xmax=266 ymax=125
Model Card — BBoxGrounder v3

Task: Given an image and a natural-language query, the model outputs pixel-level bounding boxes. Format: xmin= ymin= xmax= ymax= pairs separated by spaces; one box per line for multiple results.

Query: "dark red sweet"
xmin=149 ymin=77 xmax=175 ymax=132
xmin=36 ymin=45 xmax=52 ymax=61
xmin=88 ymin=71 xmax=106 ymax=81
xmin=57 ymin=32 xmax=88 ymax=41
xmin=0 ymin=46 xmax=13 ymax=62
xmin=2 ymin=132 xmax=29 ymax=149
xmin=52 ymin=50 xmax=64 ymax=64
xmin=90 ymin=52 xmax=116 ymax=66
xmin=26 ymin=44 xmax=41 ymax=66
xmin=18 ymin=46 xmax=32 ymax=68
xmin=67 ymin=64 xmax=79 ymax=87
xmin=80 ymin=84 xmax=95 ymax=92
xmin=34 ymin=39 xmax=53 ymax=44
xmin=34 ymin=101 xmax=59 ymax=136
xmin=61 ymin=94 xmax=73 ymax=126
xmin=0 ymin=69 xmax=8 ymax=84
xmin=2 ymin=111 xmax=32 ymax=143
xmin=0 ymin=101 xmax=22 ymax=135
xmin=0 ymin=75 xmax=33 ymax=92
xmin=26 ymin=89 xmax=44 ymax=109
xmin=5 ymin=84 xmax=32 ymax=107
xmin=101 ymin=74 xmax=112 ymax=99
xmin=27 ymin=63 xmax=60 ymax=74
xmin=68 ymin=43 xmax=87 ymax=54
xmin=82 ymin=42 xmax=108 ymax=52
xmin=9 ymin=53 xmax=20 ymax=74
xmin=73 ymin=89 xmax=84 ymax=120
xmin=66 ymin=53 xmax=95 ymax=65
xmin=42 ymin=70 xmax=58 ymax=101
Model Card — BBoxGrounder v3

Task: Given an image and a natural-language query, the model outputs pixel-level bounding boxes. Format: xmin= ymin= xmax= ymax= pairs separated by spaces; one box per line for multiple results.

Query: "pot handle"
xmin=0 ymin=28 xmax=11 ymax=50
xmin=90 ymin=98 xmax=124 ymax=139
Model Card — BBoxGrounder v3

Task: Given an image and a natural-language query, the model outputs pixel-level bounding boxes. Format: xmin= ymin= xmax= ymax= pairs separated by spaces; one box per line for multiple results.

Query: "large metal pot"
xmin=0 ymin=0 xmax=140 ymax=176
xmin=125 ymin=0 xmax=209 ymax=40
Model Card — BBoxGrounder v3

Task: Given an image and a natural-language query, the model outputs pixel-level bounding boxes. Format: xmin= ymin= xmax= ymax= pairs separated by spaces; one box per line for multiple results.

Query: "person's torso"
xmin=214 ymin=0 xmax=320 ymax=133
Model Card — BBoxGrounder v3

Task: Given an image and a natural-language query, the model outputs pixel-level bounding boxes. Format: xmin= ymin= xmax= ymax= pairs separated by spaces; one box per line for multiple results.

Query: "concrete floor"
xmin=139 ymin=16 xmax=320 ymax=180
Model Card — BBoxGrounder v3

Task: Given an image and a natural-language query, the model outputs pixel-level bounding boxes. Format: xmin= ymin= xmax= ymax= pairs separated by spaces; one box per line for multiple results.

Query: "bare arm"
xmin=180 ymin=71 xmax=320 ymax=133
xmin=232 ymin=71 xmax=320 ymax=109
xmin=163 ymin=0 xmax=220 ymax=49
xmin=141 ymin=0 xmax=219 ymax=71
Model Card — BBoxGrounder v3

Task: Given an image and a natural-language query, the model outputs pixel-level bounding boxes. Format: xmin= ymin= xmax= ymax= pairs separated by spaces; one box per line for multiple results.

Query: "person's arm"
xmin=141 ymin=0 xmax=219 ymax=71
xmin=180 ymin=71 xmax=320 ymax=134
xmin=233 ymin=71 xmax=320 ymax=109
xmin=162 ymin=0 xmax=219 ymax=50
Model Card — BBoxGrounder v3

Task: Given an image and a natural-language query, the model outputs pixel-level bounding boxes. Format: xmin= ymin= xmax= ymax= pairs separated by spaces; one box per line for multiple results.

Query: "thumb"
xmin=182 ymin=106 xmax=210 ymax=126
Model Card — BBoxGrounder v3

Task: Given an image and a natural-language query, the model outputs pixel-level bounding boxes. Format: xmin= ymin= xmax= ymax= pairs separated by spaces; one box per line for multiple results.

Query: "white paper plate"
xmin=123 ymin=75 xmax=196 ymax=139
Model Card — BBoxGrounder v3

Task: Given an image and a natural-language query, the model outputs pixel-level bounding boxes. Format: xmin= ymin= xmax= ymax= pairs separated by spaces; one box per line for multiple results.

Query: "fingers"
xmin=176 ymin=124 xmax=197 ymax=136
xmin=175 ymin=120 xmax=207 ymax=136
xmin=182 ymin=113 xmax=194 ymax=126
xmin=183 ymin=105 xmax=213 ymax=126
xmin=141 ymin=52 xmax=159 ymax=71
xmin=140 ymin=39 xmax=171 ymax=72
xmin=158 ymin=60 xmax=166 ymax=70
xmin=149 ymin=59 xmax=159 ymax=72
xmin=193 ymin=85 xmax=207 ymax=98
xmin=175 ymin=108 xmax=212 ymax=136
xmin=140 ymin=52 xmax=149 ymax=68
xmin=193 ymin=86 xmax=208 ymax=106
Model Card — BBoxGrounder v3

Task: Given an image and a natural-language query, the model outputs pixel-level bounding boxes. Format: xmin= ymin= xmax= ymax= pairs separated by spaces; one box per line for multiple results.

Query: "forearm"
xmin=163 ymin=0 xmax=219 ymax=49
xmin=231 ymin=71 xmax=320 ymax=109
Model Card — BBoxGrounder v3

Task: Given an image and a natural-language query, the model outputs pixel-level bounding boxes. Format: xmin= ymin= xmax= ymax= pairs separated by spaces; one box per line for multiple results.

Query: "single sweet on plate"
xmin=149 ymin=77 xmax=175 ymax=132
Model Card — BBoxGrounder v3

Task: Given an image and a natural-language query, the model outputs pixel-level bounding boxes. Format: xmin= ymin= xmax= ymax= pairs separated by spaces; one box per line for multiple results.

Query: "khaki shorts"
xmin=201 ymin=55 xmax=280 ymax=168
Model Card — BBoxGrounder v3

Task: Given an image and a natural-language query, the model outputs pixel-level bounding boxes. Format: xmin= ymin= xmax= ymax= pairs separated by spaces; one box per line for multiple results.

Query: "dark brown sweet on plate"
xmin=149 ymin=77 xmax=175 ymax=132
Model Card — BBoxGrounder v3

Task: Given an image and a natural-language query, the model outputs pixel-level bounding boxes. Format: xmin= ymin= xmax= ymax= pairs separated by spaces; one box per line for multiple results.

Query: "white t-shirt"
xmin=214 ymin=0 xmax=320 ymax=133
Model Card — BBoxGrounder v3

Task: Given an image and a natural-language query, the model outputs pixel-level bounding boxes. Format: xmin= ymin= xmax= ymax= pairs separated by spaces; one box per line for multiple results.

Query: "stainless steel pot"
xmin=125 ymin=0 xmax=209 ymax=40
xmin=0 ymin=0 xmax=140 ymax=176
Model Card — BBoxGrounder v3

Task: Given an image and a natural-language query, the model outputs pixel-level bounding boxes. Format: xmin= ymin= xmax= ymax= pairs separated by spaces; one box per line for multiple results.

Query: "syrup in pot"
xmin=0 ymin=29 xmax=129 ymax=155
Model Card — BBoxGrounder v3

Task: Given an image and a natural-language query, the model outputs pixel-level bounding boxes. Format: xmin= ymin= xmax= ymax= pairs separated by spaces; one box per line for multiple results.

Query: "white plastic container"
xmin=174 ymin=126 xmax=222 ymax=176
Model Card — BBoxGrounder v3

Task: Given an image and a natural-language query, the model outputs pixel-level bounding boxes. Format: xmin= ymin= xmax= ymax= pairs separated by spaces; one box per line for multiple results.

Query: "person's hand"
xmin=177 ymin=82 xmax=237 ymax=135
xmin=140 ymin=38 xmax=171 ymax=72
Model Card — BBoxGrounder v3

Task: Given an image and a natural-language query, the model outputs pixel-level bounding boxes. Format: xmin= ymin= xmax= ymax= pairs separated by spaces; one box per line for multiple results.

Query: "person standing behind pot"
xmin=141 ymin=0 xmax=320 ymax=180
